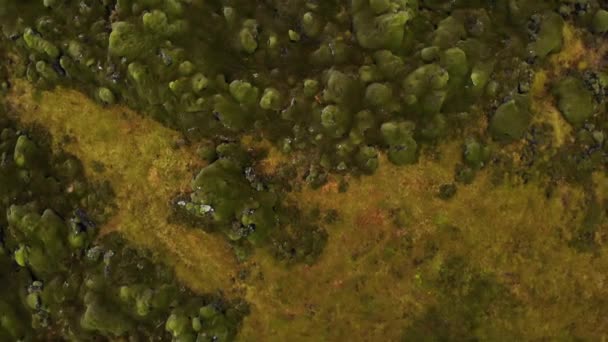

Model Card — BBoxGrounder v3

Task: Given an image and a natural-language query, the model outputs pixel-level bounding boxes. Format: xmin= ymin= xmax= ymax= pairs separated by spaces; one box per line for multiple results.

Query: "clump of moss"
xmin=553 ymin=76 xmax=595 ymax=126
xmin=381 ymin=121 xmax=418 ymax=165
xmin=527 ymin=11 xmax=564 ymax=59
xmin=489 ymin=95 xmax=531 ymax=141
xmin=592 ymin=9 xmax=608 ymax=33
xmin=173 ymin=143 xmax=328 ymax=264
xmin=352 ymin=0 xmax=417 ymax=51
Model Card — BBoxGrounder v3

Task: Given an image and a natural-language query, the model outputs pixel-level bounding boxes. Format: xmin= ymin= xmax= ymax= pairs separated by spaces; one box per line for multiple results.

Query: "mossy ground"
xmin=3 ymin=0 xmax=608 ymax=338
xmin=7 ymin=80 xmax=239 ymax=296
xmin=4 ymin=21 xmax=608 ymax=341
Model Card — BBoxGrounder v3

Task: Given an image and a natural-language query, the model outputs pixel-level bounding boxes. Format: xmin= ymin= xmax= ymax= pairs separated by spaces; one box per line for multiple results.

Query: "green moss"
xmin=352 ymin=2 xmax=416 ymax=50
xmin=80 ymin=298 xmax=135 ymax=337
xmin=553 ymin=76 xmax=595 ymax=126
xmin=97 ymin=87 xmax=115 ymax=105
xmin=321 ymin=105 xmax=351 ymax=138
xmin=381 ymin=121 xmax=418 ymax=165
xmin=2 ymin=1 xmax=608 ymax=339
xmin=365 ymin=82 xmax=393 ymax=107
xmin=109 ymin=22 xmax=149 ymax=60
xmin=463 ymin=137 xmax=490 ymax=168
xmin=489 ymin=95 xmax=531 ymax=141
xmin=259 ymin=87 xmax=282 ymax=111
xmin=421 ymin=46 xmax=440 ymax=62
xmin=356 ymin=145 xmax=380 ymax=174
xmin=592 ymin=9 xmax=608 ymax=33
xmin=529 ymin=11 xmax=564 ymax=59
xmin=302 ymin=12 xmax=323 ymax=37
xmin=142 ymin=9 xmax=169 ymax=34
xmin=13 ymin=135 xmax=41 ymax=168
xmin=0 ymin=113 xmax=250 ymax=340
xmin=23 ymin=28 xmax=59 ymax=59
xmin=433 ymin=16 xmax=466 ymax=49
xmin=323 ymin=70 xmax=359 ymax=104
xmin=213 ymin=95 xmax=250 ymax=130
xmin=403 ymin=64 xmax=449 ymax=114
xmin=373 ymin=50 xmax=406 ymax=79
xmin=441 ymin=47 xmax=469 ymax=79
xmin=229 ymin=80 xmax=259 ymax=107
xmin=239 ymin=20 xmax=258 ymax=54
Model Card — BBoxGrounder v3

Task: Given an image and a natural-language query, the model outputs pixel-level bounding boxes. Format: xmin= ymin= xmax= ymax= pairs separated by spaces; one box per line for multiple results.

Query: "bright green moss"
xmin=14 ymin=245 xmax=28 ymax=267
xmin=353 ymin=5 xmax=415 ymax=50
xmin=142 ymin=9 xmax=169 ymax=34
xmin=288 ymin=29 xmax=300 ymax=42
xmin=23 ymin=28 xmax=59 ymax=59
xmin=229 ymin=80 xmax=259 ymax=106
xmin=169 ymin=78 xmax=189 ymax=95
xmin=191 ymin=73 xmax=209 ymax=93
xmin=165 ymin=312 xmax=189 ymax=337
xmin=259 ymin=87 xmax=282 ymax=111
xmin=239 ymin=20 xmax=258 ymax=54
xmin=109 ymin=22 xmax=148 ymax=59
